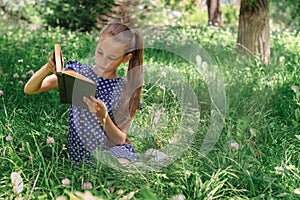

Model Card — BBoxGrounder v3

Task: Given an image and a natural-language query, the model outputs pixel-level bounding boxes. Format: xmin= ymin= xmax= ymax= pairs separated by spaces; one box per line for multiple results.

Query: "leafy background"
xmin=0 ymin=0 xmax=299 ymax=199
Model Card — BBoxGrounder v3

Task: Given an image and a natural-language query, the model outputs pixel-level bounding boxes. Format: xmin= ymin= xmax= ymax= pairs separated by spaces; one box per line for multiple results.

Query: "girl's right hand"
xmin=47 ymin=51 xmax=56 ymax=74
xmin=24 ymin=51 xmax=59 ymax=94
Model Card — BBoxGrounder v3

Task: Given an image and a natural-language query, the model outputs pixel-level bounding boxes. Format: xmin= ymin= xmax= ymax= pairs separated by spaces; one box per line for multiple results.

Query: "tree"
xmin=206 ymin=0 xmax=223 ymax=26
xmin=100 ymin=0 xmax=139 ymax=27
xmin=237 ymin=0 xmax=270 ymax=64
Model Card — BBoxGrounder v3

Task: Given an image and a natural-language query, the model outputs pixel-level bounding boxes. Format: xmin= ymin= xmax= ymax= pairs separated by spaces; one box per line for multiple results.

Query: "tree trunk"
xmin=237 ymin=0 xmax=270 ymax=64
xmin=207 ymin=0 xmax=223 ymax=26
xmin=98 ymin=0 xmax=136 ymax=28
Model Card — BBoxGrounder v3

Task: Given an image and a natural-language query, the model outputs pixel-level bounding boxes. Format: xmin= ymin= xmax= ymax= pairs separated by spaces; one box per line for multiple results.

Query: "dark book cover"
xmin=55 ymin=44 xmax=96 ymax=110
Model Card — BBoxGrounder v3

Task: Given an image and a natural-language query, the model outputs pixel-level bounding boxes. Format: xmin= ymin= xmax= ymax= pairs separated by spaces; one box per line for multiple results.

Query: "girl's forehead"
xmin=98 ymin=36 xmax=127 ymax=55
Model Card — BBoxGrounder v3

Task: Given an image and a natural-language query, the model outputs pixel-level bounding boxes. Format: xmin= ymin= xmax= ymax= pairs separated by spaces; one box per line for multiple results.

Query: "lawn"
xmin=0 ymin=18 xmax=299 ymax=199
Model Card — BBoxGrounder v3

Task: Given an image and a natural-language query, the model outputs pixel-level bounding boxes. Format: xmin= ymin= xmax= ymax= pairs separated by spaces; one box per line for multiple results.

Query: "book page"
xmin=63 ymin=70 xmax=95 ymax=84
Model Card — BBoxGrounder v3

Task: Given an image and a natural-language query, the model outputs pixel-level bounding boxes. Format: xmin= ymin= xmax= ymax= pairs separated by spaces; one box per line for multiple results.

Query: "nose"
xmin=99 ymin=60 xmax=109 ymax=68
xmin=102 ymin=58 xmax=114 ymax=67
xmin=96 ymin=57 xmax=107 ymax=68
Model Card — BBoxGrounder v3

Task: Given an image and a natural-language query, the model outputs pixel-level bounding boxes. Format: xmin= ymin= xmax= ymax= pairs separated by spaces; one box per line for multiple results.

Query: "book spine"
xmin=54 ymin=44 xmax=62 ymax=73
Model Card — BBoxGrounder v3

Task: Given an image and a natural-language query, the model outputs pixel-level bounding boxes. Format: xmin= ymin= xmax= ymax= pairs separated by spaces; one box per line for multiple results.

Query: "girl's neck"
xmin=102 ymin=73 xmax=120 ymax=80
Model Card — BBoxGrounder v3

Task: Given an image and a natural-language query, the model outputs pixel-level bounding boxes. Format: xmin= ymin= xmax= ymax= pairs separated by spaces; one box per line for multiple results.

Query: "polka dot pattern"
xmin=65 ymin=61 xmax=136 ymax=163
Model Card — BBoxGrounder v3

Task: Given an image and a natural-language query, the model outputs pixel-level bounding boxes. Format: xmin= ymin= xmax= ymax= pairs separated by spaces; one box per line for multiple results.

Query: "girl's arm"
xmin=83 ymin=96 xmax=129 ymax=146
xmin=100 ymin=113 xmax=128 ymax=146
xmin=24 ymin=53 xmax=58 ymax=94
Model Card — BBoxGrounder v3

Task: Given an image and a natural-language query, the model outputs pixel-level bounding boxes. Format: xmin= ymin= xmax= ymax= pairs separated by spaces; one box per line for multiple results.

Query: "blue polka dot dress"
xmin=65 ymin=61 xmax=136 ymax=163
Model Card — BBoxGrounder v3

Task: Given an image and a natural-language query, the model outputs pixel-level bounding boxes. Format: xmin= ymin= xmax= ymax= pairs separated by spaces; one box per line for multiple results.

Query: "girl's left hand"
xmin=83 ymin=96 xmax=108 ymax=121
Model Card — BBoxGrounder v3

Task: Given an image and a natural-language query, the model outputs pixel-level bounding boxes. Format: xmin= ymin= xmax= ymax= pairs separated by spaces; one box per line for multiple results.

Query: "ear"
xmin=122 ymin=53 xmax=132 ymax=63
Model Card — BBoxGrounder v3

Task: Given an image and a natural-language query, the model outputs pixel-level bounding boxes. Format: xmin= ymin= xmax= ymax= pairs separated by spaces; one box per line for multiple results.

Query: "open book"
xmin=54 ymin=44 xmax=96 ymax=110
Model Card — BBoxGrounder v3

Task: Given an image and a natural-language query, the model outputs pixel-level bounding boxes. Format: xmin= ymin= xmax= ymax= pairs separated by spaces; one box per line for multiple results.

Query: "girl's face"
xmin=94 ymin=35 xmax=131 ymax=78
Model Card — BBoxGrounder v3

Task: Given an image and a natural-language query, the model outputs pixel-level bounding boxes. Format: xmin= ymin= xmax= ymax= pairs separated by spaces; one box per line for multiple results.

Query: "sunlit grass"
xmin=0 ymin=17 xmax=299 ymax=199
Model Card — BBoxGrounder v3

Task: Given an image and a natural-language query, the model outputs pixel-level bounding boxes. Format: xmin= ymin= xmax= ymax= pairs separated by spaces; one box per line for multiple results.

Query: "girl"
xmin=24 ymin=23 xmax=144 ymax=165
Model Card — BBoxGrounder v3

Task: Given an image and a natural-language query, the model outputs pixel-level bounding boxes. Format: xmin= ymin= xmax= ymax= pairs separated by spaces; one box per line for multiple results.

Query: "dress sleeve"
xmin=65 ymin=60 xmax=82 ymax=72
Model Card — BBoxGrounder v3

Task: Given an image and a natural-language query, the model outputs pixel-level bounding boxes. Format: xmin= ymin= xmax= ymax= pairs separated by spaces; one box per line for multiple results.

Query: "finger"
xmin=47 ymin=62 xmax=56 ymax=74
xmin=83 ymin=97 xmax=96 ymax=113
xmin=91 ymin=96 xmax=107 ymax=110
xmin=90 ymin=96 xmax=101 ymax=105
xmin=90 ymin=96 xmax=97 ymax=101
xmin=49 ymin=51 xmax=55 ymax=64
xmin=51 ymin=51 xmax=55 ymax=60
xmin=49 ymin=58 xmax=55 ymax=66
xmin=83 ymin=96 xmax=94 ymax=109
xmin=83 ymin=96 xmax=93 ymax=105
xmin=48 ymin=52 xmax=55 ymax=66
xmin=90 ymin=96 xmax=103 ymax=107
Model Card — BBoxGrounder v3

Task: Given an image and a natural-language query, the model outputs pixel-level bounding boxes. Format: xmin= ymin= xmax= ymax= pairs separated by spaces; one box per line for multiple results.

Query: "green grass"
xmin=0 ymin=17 xmax=300 ymax=199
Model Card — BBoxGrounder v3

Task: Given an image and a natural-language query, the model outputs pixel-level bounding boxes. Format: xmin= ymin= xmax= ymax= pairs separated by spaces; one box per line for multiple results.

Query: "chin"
xmin=96 ymin=65 xmax=106 ymax=70
xmin=93 ymin=66 xmax=105 ymax=75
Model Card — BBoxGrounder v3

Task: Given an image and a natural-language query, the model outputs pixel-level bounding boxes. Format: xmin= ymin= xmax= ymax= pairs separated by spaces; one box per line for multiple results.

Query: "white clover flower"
xmin=11 ymin=172 xmax=23 ymax=194
xmin=61 ymin=178 xmax=71 ymax=186
xmin=294 ymin=188 xmax=300 ymax=195
xmin=18 ymin=80 xmax=24 ymax=85
xmin=46 ymin=136 xmax=55 ymax=144
xmin=13 ymin=73 xmax=19 ymax=78
xmin=172 ymin=194 xmax=185 ymax=200
xmin=27 ymin=70 xmax=34 ymax=75
xmin=108 ymin=186 xmax=115 ymax=193
xmin=275 ymin=166 xmax=284 ymax=175
xmin=82 ymin=181 xmax=93 ymax=190
xmin=5 ymin=135 xmax=13 ymax=141
xmin=279 ymin=56 xmax=285 ymax=62
xmin=230 ymin=141 xmax=239 ymax=151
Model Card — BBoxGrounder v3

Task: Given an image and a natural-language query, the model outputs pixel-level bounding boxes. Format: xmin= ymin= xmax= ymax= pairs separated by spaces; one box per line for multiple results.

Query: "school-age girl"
xmin=24 ymin=23 xmax=144 ymax=164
